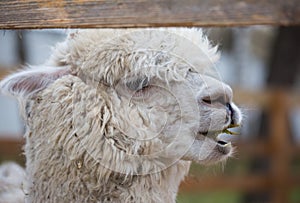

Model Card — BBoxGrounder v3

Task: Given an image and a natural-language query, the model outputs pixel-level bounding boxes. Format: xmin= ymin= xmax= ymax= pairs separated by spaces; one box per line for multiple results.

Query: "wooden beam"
xmin=0 ymin=138 xmax=24 ymax=157
xmin=179 ymin=175 xmax=300 ymax=193
xmin=1 ymin=138 xmax=300 ymax=193
xmin=0 ymin=0 xmax=299 ymax=29
xmin=2 ymin=137 xmax=300 ymax=159
xmin=0 ymin=69 xmax=10 ymax=80
xmin=233 ymin=87 xmax=300 ymax=108
xmin=179 ymin=175 xmax=271 ymax=193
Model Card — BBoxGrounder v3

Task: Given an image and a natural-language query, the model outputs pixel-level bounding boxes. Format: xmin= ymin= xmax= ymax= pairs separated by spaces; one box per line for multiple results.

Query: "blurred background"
xmin=0 ymin=26 xmax=299 ymax=203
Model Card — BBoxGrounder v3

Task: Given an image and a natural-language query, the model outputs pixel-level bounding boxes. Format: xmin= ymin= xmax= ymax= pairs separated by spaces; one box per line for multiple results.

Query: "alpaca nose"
xmin=201 ymin=95 xmax=229 ymax=106
xmin=227 ymin=102 xmax=242 ymax=126
xmin=197 ymin=75 xmax=238 ymax=123
xmin=226 ymin=103 xmax=235 ymax=125
xmin=201 ymin=94 xmax=238 ymax=126
xmin=199 ymin=84 xmax=233 ymax=107
xmin=197 ymin=76 xmax=233 ymax=106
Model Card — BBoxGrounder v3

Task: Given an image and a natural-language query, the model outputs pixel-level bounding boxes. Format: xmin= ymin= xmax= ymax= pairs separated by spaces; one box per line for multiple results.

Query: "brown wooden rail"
xmin=0 ymin=70 xmax=11 ymax=81
xmin=0 ymin=138 xmax=24 ymax=157
xmin=179 ymin=175 xmax=300 ymax=193
xmin=0 ymin=0 xmax=299 ymax=29
xmin=1 ymin=137 xmax=300 ymax=191
xmin=1 ymin=138 xmax=294 ymax=160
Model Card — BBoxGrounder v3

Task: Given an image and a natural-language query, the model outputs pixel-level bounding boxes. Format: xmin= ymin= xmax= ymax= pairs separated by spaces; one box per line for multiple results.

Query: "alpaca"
xmin=0 ymin=28 xmax=242 ymax=203
xmin=0 ymin=162 xmax=26 ymax=203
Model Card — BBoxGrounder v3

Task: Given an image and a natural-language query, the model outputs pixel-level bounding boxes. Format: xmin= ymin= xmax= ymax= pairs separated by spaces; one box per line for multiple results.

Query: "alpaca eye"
xmin=188 ymin=68 xmax=197 ymax=73
xmin=126 ymin=77 xmax=149 ymax=91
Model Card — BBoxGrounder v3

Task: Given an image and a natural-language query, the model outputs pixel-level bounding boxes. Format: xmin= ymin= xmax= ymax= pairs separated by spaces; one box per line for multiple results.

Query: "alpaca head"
xmin=0 ymin=28 xmax=242 ymax=176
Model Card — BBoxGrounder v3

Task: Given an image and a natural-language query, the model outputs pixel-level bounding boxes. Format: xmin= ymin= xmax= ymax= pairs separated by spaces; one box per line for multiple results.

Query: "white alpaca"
xmin=0 ymin=28 xmax=242 ymax=203
xmin=0 ymin=162 xmax=26 ymax=203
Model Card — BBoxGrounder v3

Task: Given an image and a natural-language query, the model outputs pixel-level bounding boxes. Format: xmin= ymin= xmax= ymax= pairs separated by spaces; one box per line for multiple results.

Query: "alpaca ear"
xmin=0 ymin=66 xmax=70 ymax=98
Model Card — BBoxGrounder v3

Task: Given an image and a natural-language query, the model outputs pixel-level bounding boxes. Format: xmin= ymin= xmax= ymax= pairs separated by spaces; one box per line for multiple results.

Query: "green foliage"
xmin=290 ymin=187 xmax=300 ymax=203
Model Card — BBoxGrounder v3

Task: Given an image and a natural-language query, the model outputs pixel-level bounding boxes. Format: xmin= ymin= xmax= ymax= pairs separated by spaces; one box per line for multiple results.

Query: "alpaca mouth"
xmin=197 ymin=124 xmax=239 ymax=139
xmin=196 ymin=124 xmax=240 ymax=155
xmin=196 ymin=132 xmax=231 ymax=155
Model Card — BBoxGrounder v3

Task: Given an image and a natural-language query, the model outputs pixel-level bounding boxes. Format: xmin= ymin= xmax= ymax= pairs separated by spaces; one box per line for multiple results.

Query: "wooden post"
xmin=268 ymin=90 xmax=290 ymax=203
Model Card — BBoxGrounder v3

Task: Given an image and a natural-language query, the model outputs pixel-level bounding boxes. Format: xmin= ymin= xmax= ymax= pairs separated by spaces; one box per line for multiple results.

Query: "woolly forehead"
xmin=51 ymin=28 xmax=220 ymax=85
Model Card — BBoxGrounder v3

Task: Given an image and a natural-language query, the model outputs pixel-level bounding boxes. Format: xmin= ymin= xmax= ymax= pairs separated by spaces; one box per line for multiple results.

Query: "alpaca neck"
xmin=26 ymin=157 xmax=190 ymax=203
xmin=100 ymin=162 xmax=190 ymax=202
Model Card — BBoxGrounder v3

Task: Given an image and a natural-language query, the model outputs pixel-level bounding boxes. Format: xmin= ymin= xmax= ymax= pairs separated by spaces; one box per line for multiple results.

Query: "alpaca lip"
xmin=216 ymin=141 xmax=232 ymax=154
xmin=195 ymin=131 xmax=232 ymax=154
xmin=195 ymin=131 xmax=219 ymax=141
xmin=196 ymin=124 xmax=240 ymax=140
xmin=195 ymin=125 xmax=238 ymax=154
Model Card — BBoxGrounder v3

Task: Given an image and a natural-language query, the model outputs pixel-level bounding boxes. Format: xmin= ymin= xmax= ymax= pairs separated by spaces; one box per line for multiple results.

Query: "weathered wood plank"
xmin=1 ymin=138 xmax=300 ymax=192
xmin=179 ymin=175 xmax=271 ymax=192
xmin=0 ymin=138 xmax=24 ymax=157
xmin=0 ymin=0 xmax=299 ymax=29
xmin=0 ymin=70 xmax=8 ymax=80
xmin=268 ymin=92 xmax=290 ymax=203
xmin=0 ymin=68 xmax=19 ymax=80
xmin=179 ymin=175 xmax=300 ymax=193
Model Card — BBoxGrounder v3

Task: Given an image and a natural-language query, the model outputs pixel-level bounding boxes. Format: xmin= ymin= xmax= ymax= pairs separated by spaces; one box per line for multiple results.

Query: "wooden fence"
xmin=0 ymin=0 xmax=299 ymax=29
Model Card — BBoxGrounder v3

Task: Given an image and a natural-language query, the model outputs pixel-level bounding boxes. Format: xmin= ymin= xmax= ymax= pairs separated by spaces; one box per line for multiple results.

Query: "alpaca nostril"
xmin=202 ymin=97 xmax=212 ymax=104
xmin=202 ymin=96 xmax=226 ymax=106
xmin=226 ymin=103 xmax=232 ymax=115
xmin=226 ymin=103 xmax=231 ymax=112
xmin=226 ymin=103 xmax=236 ymax=125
